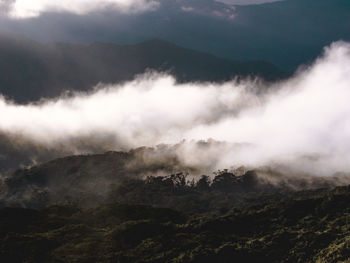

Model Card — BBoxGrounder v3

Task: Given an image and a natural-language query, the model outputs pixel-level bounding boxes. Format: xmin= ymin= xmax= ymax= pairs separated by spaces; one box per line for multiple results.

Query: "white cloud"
xmin=0 ymin=0 xmax=13 ymax=15
xmin=180 ymin=2 xmax=236 ymax=20
xmin=215 ymin=0 xmax=283 ymax=5
xmin=181 ymin=6 xmax=194 ymax=12
xmin=1 ymin=0 xmax=160 ymax=18
xmin=1 ymin=41 xmax=350 ymax=175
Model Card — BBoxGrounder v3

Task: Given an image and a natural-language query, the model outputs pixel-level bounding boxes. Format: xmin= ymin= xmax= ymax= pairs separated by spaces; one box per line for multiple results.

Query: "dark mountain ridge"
xmin=0 ymin=34 xmax=286 ymax=103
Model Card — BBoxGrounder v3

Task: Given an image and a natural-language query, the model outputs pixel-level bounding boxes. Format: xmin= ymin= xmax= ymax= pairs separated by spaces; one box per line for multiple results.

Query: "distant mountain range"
xmin=0 ymin=34 xmax=286 ymax=103
xmin=1 ymin=0 xmax=349 ymax=71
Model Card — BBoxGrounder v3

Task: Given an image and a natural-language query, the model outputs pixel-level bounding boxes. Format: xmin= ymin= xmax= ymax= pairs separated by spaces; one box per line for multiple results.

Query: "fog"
xmin=1 ymin=41 xmax=350 ymax=176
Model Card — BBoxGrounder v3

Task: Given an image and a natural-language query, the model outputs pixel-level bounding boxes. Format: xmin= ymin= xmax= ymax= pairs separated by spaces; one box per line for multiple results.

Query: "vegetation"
xmin=1 ymin=153 xmax=350 ymax=262
xmin=1 ymin=184 xmax=350 ymax=262
xmin=2 ymin=150 xmax=346 ymax=211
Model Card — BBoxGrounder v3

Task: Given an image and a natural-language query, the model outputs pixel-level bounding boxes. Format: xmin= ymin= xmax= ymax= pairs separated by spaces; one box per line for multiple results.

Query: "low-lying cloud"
xmin=1 ymin=41 xmax=350 ymax=176
xmin=0 ymin=0 xmax=159 ymax=18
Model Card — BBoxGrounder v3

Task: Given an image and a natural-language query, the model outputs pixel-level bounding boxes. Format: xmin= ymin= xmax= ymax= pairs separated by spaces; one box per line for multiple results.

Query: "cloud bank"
xmin=1 ymin=41 xmax=350 ymax=176
xmin=0 ymin=0 xmax=159 ymax=18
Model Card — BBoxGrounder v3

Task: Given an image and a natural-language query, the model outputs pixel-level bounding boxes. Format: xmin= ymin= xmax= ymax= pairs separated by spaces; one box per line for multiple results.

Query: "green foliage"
xmin=1 ymin=154 xmax=350 ymax=262
xmin=0 ymin=185 xmax=350 ymax=262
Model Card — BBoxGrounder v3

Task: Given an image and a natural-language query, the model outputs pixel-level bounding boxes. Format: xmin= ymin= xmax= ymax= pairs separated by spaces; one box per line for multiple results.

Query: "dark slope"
xmin=1 ymin=150 xmax=349 ymax=211
xmin=0 ymin=185 xmax=349 ymax=262
xmin=0 ymin=34 xmax=285 ymax=103
xmin=0 ymin=149 xmax=181 ymax=208
xmin=1 ymin=152 xmax=350 ymax=262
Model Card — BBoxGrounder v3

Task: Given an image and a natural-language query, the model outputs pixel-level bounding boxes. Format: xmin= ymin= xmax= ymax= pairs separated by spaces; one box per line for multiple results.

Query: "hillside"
xmin=1 ymin=152 xmax=350 ymax=262
xmin=0 ymin=185 xmax=350 ymax=262
xmin=0 ymin=34 xmax=285 ymax=103
xmin=2 ymin=150 xmax=350 ymax=210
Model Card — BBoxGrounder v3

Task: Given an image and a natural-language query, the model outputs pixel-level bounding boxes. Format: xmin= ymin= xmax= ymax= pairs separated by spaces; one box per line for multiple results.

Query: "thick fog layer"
xmin=1 ymin=41 xmax=350 ymax=175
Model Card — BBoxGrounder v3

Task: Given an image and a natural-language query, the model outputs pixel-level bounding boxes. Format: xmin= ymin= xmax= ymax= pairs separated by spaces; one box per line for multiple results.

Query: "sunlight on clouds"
xmin=1 ymin=42 xmax=350 ymax=175
xmin=3 ymin=0 xmax=160 ymax=18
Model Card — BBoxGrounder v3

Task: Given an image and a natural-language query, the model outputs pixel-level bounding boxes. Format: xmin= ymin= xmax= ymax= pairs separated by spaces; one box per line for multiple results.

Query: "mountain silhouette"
xmin=0 ymin=34 xmax=286 ymax=103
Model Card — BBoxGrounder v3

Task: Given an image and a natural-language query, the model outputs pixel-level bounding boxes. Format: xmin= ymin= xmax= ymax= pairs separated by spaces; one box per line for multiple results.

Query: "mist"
xmin=1 ymin=41 xmax=350 ymax=176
